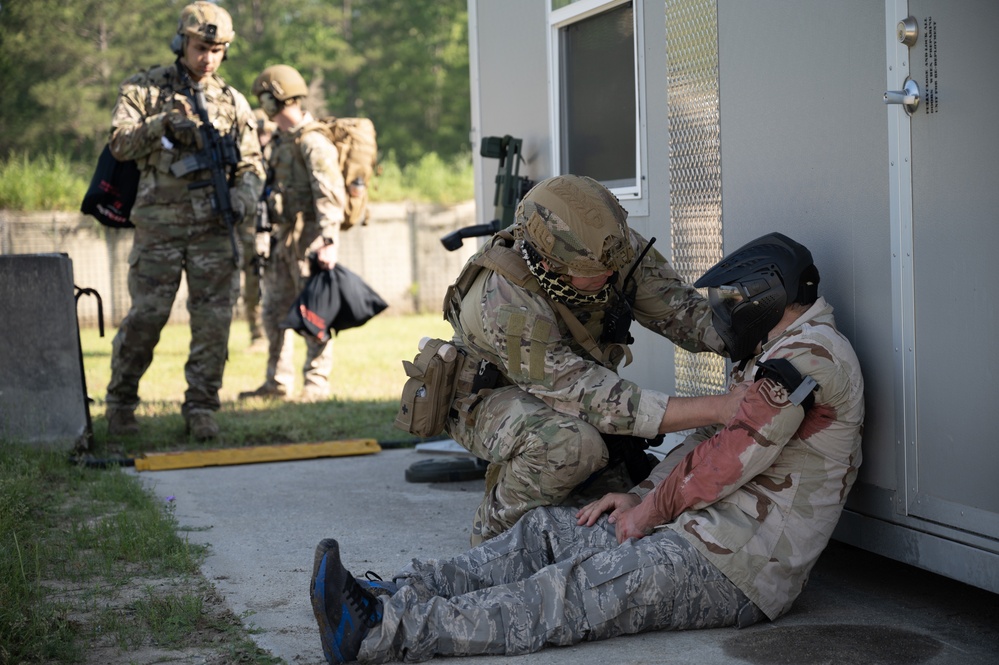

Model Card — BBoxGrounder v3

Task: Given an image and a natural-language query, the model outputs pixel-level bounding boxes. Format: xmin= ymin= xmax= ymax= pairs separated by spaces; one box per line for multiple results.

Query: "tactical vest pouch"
xmin=394 ymin=338 xmax=466 ymax=438
xmin=188 ymin=181 xmax=217 ymax=223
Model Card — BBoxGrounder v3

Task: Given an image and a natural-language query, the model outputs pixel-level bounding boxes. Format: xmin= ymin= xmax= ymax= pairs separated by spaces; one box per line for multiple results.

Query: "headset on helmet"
xmin=694 ymin=232 xmax=819 ymax=361
xmin=170 ymin=1 xmax=235 ymax=56
xmin=514 ymin=174 xmax=635 ymax=278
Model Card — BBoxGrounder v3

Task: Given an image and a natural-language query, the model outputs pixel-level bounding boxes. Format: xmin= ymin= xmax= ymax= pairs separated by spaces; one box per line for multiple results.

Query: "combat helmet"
xmin=252 ymin=65 xmax=309 ymax=102
xmin=515 ymin=175 xmax=635 ymax=278
xmin=694 ymin=232 xmax=820 ymax=361
xmin=171 ymin=1 xmax=234 ymax=54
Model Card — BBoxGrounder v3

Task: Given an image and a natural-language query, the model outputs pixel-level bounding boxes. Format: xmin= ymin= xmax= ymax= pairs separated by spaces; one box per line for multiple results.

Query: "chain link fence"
xmin=0 ymin=201 xmax=478 ymax=328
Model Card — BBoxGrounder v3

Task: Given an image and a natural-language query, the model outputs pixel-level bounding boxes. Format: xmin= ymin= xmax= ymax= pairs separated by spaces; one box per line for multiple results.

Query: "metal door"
xmin=886 ymin=0 xmax=999 ymax=540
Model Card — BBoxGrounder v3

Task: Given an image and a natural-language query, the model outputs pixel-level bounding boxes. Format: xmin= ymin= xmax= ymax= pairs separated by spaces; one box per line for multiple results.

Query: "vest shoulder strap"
xmin=444 ymin=232 xmax=610 ymax=366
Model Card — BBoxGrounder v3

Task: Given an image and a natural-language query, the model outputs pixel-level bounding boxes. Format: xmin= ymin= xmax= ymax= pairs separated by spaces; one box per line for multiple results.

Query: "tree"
xmin=0 ymin=0 xmax=471 ymax=167
xmin=347 ymin=0 xmax=471 ymax=165
xmin=0 ymin=0 xmax=177 ymax=158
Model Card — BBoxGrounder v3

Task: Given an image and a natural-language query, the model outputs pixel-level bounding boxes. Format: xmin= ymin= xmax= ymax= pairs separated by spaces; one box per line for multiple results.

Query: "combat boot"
xmin=357 ymin=571 xmax=399 ymax=598
xmin=106 ymin=408 xmax=139 ymax=436
xmin=185 ymin=412 xmax=219 ymax=441
xmin=311 ymin=539 xmax=382 ymax=664
xmin=238 ymin=382 xmax=289 ymax=400
xmin=298 ymin=385 xmax=330 ymax=403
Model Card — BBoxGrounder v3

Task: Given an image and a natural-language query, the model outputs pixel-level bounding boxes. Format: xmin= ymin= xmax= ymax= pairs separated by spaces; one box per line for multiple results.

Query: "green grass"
xmin=0 ymin=446 xmax=234 ymax=663
xmin=82 ymin=312 xmax=453 ymax=455
xmin=1 ymin=312 xmax=452 ymax=663
xmin=0 ymin=150 xmax=473 ymax=211
xmin=0 ymin=151 xmax=92 ymax=212
xmin=371 ymin=151 xmax=475 ymax=204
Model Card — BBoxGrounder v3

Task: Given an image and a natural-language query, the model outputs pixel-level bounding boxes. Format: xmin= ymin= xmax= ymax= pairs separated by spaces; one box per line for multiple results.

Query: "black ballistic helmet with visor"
xmin=694 ymin=232 xmax=819 ymax=362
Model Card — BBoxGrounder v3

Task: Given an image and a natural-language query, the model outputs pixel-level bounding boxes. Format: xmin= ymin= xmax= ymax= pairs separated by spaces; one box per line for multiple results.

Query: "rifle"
xmin=169 ymin=77 xmax=241 ymax=267
xmin=441 ymin=134 xmax=534 ymax=251
xmin=252 ymin=199 xmax=272 ymax=279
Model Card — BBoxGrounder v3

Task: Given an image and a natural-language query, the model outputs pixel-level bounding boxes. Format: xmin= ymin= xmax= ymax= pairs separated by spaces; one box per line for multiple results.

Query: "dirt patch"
xmin=47 ymin=574 xmax=277 ymax=665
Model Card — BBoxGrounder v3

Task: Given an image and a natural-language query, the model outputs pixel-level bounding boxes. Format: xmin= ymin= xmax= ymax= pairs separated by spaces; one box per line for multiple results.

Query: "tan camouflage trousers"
xmin=260 ymin=242 xmax=332 ymax=395
xmin=106 ymin=224 xmax=238 ymax=415
xmin=240 ymin=225 xmax=263 ymax=342
xmin=357 ymin=505 xmax=763 ymax=662
xmin=447 ymin=385 xmax=632 ymax=545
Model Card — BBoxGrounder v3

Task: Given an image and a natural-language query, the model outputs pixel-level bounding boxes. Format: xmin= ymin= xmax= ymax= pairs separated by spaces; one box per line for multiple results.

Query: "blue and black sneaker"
xmin=357 ymin=571 xmax=399 ymax=598
xmin=311 ymin=539 xmax=383 ymax=664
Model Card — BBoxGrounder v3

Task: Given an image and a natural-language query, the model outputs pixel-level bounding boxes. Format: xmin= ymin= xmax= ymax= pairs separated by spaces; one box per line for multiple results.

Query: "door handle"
xmin=885 ymin=78 xmax=920 ymax=115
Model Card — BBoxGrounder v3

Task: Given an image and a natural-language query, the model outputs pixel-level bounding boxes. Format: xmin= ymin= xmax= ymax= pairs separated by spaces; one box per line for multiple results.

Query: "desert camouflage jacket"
xmin=266 ymin=114 xmax=346 ymax=250
xmin=632 ymin=297 xmax=865 ymax=619
xmin=109 ymin=62 xmax=264 ymax=228
xmin=450 ymin=228 xmax=726 ymax=439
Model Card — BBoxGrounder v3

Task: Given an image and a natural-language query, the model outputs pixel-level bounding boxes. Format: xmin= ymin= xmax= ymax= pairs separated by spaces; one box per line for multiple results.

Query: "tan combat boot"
xmin=185 ymin=412 xmax=219 ymax=441
xmin=298 ymin=385 xmax=330 ymax=403
xmin=238 ymin=382 xmax=289 ymax=400
xmin=106 ymin=408 xmax=139 ymax=436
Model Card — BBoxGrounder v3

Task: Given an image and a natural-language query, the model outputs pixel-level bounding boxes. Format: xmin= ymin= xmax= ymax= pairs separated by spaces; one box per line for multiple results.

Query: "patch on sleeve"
xmin=758 ymin=377 xmax=794 ymax=409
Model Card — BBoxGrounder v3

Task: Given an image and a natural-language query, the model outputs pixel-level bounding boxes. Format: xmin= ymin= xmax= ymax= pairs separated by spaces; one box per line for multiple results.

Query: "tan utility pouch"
xmin=394 ymin=338 xmax=465 ymax=438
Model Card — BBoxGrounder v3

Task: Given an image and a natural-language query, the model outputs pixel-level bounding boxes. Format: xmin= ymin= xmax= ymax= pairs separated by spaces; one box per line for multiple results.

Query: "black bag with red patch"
xmin=80 ymin=144 xmax=139 ymax=229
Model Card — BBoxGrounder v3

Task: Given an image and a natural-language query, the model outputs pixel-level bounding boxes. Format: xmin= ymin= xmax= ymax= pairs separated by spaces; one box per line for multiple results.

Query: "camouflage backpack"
xmin=300 ymin=116 xmax=378 ymax=229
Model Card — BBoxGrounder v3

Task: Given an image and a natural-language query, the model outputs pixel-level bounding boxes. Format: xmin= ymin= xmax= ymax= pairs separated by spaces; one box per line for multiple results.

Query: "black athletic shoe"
xmin=357 ymin=571 xmax=399 ymax=598
xmin=311 ymin=539 xmax=383 ymax=664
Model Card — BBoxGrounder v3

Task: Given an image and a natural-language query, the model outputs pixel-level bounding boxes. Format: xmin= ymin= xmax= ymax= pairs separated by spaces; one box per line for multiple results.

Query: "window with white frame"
xmin=549 ymin=0 xmax=644 ymax=201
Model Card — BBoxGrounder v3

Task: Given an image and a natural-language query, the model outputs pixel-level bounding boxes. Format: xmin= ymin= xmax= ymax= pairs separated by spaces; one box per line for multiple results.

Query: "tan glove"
xmin=165 ymin=99 xmax=203 ymax=148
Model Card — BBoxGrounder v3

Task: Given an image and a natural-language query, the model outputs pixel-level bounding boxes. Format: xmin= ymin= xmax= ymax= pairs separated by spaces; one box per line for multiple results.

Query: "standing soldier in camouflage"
xmin=240 ymin=108 xmax=276 ymax=353
xmin=440 ymin=174 xmax=735 ymax=545
xmin=104 ymin=1 xmax=265 ymax=440
xmin=309 ymin=232 xmax=865 ymax=663
xmin=239 ymin=64 xmax=347 ymax=403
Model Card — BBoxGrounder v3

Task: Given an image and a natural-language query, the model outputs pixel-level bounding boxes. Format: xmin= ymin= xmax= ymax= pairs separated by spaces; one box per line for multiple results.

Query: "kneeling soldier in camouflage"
xmin=309 ymin=232 xmax=865 ymax=663
xmin=440 ymin=174 xmax=734 ymax=545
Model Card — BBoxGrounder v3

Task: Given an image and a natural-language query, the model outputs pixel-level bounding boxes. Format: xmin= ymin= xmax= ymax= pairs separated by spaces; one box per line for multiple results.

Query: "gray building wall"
xmin=469 ymin=0 xmax=998 ymax=592
xmin=468 ymin=0 xmax=682 ymax=395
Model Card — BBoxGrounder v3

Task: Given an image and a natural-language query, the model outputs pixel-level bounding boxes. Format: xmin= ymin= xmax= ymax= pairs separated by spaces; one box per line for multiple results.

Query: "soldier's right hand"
xmin=165 ymin=107 xmax=203 ymax=148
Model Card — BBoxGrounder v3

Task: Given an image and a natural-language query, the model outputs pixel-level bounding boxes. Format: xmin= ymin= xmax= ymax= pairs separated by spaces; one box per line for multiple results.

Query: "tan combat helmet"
xmin=171 ymin=1 xmax=235 ymax=54
xmin=252 ymin=65 xmax=309 ymax=102
xmin=516 ymin=175 xmax=635 ymax=277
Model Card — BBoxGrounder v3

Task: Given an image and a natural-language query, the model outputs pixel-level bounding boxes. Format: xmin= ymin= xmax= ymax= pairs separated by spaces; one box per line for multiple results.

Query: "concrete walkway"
xmin=132 ymin=447 xmax=999 ymax=665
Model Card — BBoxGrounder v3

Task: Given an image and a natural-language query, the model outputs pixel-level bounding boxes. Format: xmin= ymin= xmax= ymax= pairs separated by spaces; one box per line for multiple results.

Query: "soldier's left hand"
xmin=722 ymin=381 xmax=750 ymax=423
xmin=229 ymin=188 xmax=247 ymax=223
xmin=612 ymin=497 xmax=663 ymax=544
xmin=576 ymin=492 xmax=640 ymax=527
xmin=309 ymin=239 xmax=338 ymax=270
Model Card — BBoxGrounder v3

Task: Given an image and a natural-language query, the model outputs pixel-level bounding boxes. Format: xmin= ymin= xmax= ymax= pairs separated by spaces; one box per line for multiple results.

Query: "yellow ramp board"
xmin=133 ymin=439 xmax=381 ymax=472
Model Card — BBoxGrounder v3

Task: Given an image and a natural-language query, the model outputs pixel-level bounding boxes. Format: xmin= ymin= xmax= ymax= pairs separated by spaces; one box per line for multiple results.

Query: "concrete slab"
xmin=132 ymin=448 xmax=999 ymax=665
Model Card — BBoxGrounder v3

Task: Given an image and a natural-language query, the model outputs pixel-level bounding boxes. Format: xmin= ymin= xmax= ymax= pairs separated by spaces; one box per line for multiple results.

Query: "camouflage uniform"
xmin=446 ymin=226 xmax=726 ymax=544
xmin=240 ymin=214 xmax=264 ymax=344
xmin=105 ymin=62 xmax=265 ymax=419
xmin=258 ymin=114 xmax=346 ymax=398
xmin=357 ymin=506 xmax=757 ymax=663
xmin=636 ymin=296 xmax=865 ymax=620
xmin=240 ymin=134 xmax=273 ymax=348
xmin=355 ymin=296 xmax=862 ymax=661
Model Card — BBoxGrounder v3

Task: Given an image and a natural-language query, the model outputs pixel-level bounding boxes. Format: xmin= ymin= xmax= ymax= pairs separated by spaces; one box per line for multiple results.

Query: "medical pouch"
xmin=394 ymin=338 xmax=464 ymax=438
